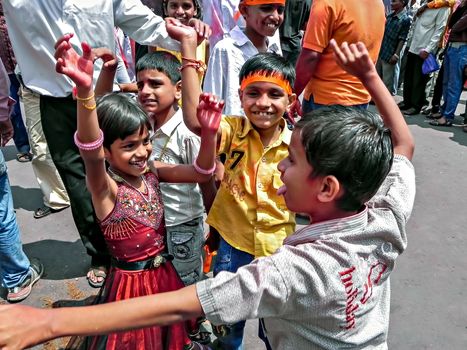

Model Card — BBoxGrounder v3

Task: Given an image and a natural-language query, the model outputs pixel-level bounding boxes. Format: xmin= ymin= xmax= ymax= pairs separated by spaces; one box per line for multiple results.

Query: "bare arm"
xmin=330 ymin=40 xmax=414 ymax=160
xmin=0 ymin=285 xmax=203 ymax=350
xmin=294 ymin=48 xmax=321 ymax=97
xmin=93 ymin=48 xmax=118 ymax=96
xmin=54 ymin=34 xmax=115 ymax=217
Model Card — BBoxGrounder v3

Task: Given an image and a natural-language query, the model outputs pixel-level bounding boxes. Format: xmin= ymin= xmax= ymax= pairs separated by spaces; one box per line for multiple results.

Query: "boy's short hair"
xmin=135 ymin=51 xmax=181 ymax=84
xmin=296 ymin=107 xmax=394 ymax=211
xmin=239 ymin=53 xmax=295 ymax=88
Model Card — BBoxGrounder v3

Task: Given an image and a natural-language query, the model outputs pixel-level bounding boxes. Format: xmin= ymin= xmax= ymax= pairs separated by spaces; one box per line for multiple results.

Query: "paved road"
xmin=1 ymin=94 xmax=466 ymax=349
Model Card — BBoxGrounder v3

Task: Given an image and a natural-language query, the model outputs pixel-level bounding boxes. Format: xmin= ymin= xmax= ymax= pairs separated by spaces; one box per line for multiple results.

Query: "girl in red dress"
xmin=54 ymin=33 xmax=222 ymax=350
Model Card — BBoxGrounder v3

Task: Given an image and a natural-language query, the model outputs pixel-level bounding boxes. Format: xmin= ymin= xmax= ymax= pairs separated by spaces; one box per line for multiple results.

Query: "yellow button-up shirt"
xmin=206 ymin=116 xmax=296 ymax=258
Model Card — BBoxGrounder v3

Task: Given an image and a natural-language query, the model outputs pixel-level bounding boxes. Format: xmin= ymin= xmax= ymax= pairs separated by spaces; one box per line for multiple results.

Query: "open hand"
xmin=197 ymin=93 xmax=223 ymax=134
xmin=54 ymin=33 xmax=94 ymax=89
xmin=330 ymin=39 xmax=376 ymax=82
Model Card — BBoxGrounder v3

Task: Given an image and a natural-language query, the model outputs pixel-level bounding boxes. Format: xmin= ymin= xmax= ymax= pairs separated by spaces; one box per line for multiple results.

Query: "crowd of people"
xmin=0 ymin=0 xmax=464 ymax=349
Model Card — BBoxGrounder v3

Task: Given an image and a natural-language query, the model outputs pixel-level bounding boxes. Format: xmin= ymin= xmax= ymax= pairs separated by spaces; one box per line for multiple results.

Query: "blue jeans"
xmin=0 ymin=150 xmax=30 ymax=288
xmin=302 ymin=95 xmax=369 ymax=115
xmin=440 ymin=44 xmax=467 ymax=121
xmin=9 ymin=74 xmax=30 ymax=154
xmin=212 ymin=237 xmax=254 ymax=350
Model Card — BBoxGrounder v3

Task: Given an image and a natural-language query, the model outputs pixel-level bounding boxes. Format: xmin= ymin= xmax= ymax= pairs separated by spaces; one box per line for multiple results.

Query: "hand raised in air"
xmin=197 ymin=93 xmax=224 ymax=134
xmin=329 ymin=39 xmax=376 ymax=83
xmin=54 ymin=33 xmax=94 ymax=89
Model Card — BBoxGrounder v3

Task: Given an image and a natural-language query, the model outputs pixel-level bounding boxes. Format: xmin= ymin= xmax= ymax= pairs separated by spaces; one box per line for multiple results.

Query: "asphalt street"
xmin=1 ymin=93 xmax=466 ymax=349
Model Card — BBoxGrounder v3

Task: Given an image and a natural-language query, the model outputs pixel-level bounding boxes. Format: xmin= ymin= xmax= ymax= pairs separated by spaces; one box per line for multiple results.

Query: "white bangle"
xmin=193 ymin=159 xmax=216 ymax=175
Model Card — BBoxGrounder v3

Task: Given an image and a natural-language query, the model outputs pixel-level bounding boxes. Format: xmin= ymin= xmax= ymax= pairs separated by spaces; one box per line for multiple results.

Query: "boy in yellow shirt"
xmin=176 ymin=13 xmax=295 ymax=348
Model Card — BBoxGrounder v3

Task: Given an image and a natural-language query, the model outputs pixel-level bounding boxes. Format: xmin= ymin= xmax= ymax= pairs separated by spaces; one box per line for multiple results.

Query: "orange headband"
xmin=241 ymin=0 xmax=286 ymax=5
xmin=240 ymin=71 xmax=292 ymax=95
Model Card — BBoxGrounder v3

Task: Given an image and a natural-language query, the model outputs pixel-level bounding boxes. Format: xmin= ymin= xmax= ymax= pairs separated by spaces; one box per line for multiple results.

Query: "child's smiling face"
xmin=105 ymin=126 xmax=152 ymax=179
xmin=239 ymin=81 xmax=293 ymax=133
xmin=240 ymin=3 xmax=285 ymax=38
xmin=165 ymin=0 xmax=197 ymax=25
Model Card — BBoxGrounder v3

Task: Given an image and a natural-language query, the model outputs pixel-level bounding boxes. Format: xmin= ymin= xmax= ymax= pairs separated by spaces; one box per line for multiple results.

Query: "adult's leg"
xmin=381 ymin=60 xmax=397 ymax=95
xmin=0 ymin=150 xmax=30 ymax=289
xmin=8 ymin=74 xmax=30 ymax=156
xmin=440 ymin=45 xmax=467 ymax=121
xmin=402 ymin=52 xmax=417 ymax=109
xmin=212 ymin=237 xmax=254 ymax=350
xmin=40 ymin=95 xmax=109 ymax=266
xmin=430 ymin=59 xmax=445 ymax=114
xmin=21 ymin=88 xmax=70 ymax=211
xmin=410 ymin=54 xmax=431 ymax=112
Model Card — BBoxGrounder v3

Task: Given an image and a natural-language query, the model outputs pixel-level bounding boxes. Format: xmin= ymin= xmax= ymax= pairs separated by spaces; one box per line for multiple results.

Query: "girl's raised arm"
xmin=54 ymin=34 xmax=114 ymax=211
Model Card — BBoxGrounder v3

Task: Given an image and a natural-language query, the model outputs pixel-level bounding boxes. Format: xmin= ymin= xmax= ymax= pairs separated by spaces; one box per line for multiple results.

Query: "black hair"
xmin=162 ymin=0 xmax=202 ymax=20
xmin=402 ymin=0 xmax=409 ymax=6
xmin=239 ymin=53 xmax=295 ymax=87
xmin=96 ymin=93 xmax=152 ymax=149
xmin=135 ymin=51 xmax=181 ymax=84
xmin=296 ymin=106 xmax=394 ymax=212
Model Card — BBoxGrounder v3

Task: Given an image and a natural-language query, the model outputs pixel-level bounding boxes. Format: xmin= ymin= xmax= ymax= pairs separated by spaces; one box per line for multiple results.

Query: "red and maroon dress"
xmin=85 ymin=171 xmax=193 ymax=350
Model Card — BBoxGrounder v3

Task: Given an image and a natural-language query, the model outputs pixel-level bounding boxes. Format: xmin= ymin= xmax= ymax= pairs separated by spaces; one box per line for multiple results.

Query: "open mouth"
xmin=253 ymin=111 xmax=275 ymax=117
xmin=130 ymin=159 xmax=147 ymax=170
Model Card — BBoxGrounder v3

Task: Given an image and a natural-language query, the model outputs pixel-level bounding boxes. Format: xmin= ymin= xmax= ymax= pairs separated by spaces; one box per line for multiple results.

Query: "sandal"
xmin=33 ymin=205 xmax=68 ymax=219
xmin=87 ymin=266 xmax=107 ymax=288
xmin=7 ymin=258 xmax=44 ymax=302
xmin=429 ymin=119 xmax=452 ymax=127
xmin=427 ymin=112 xmax=442 ymax=120
xmin=16 ymin=152 xmax=33 ymax=163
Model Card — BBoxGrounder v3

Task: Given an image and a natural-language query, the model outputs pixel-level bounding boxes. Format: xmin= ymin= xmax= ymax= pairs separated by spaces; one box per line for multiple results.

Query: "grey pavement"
xmin=1 ymin=93 xmax=467 ymax=349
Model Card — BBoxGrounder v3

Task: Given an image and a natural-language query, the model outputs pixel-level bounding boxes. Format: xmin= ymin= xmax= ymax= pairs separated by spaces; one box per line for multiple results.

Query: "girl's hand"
xmin=54 ymin=33 xmax=94 ymax=89
xmin=329 ymin=39 xmax=376 ymax=83
xmin=92 ymin=47 xmax=118 ymax=72
xmin=166 ymin=17 xmax=197 ymax=42
xmin=197 ymin=93 xmax=223 ymax=134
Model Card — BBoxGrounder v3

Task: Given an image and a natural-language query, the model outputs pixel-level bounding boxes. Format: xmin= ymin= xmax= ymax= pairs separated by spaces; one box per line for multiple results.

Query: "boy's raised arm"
xmin=330 ymin=40 xmax=414 ymax=160
xmin=166 ymin=18 xmax=203 ymax=136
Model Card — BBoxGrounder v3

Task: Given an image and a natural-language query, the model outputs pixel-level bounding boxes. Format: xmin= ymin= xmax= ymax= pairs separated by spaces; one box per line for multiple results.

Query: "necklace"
xmin=108 ymin=168 xmax=151 ymax=204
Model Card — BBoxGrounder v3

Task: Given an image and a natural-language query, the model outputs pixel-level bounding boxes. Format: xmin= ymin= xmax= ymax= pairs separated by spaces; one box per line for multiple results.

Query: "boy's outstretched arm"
xmin=330 ymin=40 xmax=414 ymax=160
xmin=0 ymin=286 xmax=203 ymax=350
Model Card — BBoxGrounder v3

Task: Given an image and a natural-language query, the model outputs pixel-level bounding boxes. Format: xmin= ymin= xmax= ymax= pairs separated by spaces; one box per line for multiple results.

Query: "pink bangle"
xmin=74 ymin=129 xmax=104 ymax=151
xmin=193 ymin=159 xmax=216 ymax=175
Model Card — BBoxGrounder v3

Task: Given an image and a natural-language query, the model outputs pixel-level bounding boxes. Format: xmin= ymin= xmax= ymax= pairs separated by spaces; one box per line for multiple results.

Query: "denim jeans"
xmin=440 ymin=44 xmax=467 ymax=121
xmin=212 ymin=237 xmax=254 ymax=350
xmin=9 ymin=74 xmax=30 ymax=154
xmin=166 ymin=216 xmax=204 ymax=286
xmin=302 ymin=95 xmax=369 ymax=115
xmin=0 ymin=150 xmax=30 ymax=288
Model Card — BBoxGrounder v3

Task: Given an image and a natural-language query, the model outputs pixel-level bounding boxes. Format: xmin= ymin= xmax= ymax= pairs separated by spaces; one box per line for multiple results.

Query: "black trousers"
xmin=40 ymin=95 xmax=110 ymax=266
xmin=403 ymin=52 xmax=431 ymax=111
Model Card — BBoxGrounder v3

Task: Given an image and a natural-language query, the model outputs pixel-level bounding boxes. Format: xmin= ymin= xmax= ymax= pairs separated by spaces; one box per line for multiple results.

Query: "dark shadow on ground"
xmin=11 ymin=185 xmax=43 ymax=211
xmin=22 ymin=239 xmax=90 ymax=280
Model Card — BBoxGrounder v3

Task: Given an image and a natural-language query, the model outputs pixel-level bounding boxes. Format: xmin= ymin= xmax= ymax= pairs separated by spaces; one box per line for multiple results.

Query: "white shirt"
xmin=149 ymin=109 xmax=204 ymax=226
xmin=203 ymin=26 xmax=282 ymax=116
xmin=3 ymin=0 xmax=179 ymax=97
xmin=197 ymin=155 xmax=416 ymax=349
xmin=409 ymin=6 xmax=450 ymax=55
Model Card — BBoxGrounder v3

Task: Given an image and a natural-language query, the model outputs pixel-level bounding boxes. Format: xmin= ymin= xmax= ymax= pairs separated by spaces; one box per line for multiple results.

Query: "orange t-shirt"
xmin=302 ymin=0 xmax=385 ymax=105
